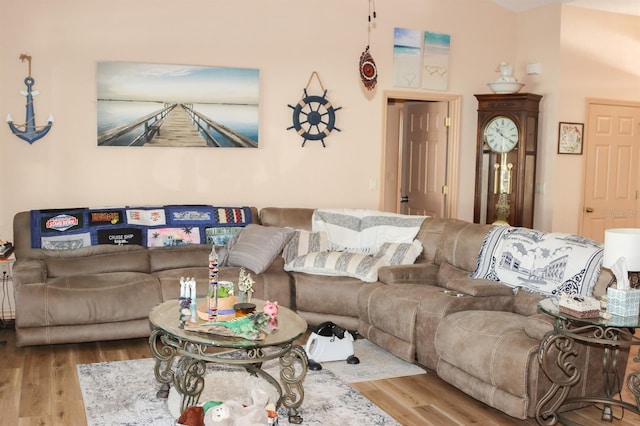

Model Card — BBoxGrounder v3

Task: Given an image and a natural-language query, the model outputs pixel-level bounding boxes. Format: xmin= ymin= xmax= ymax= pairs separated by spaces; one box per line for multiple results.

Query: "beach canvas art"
xmin=393 ymin=28 xmax=422 ymax=88
xmin=422 ymin=31 xmax=451 ymax=91
xmin=97 ymin=61 xmax=259 ymax=148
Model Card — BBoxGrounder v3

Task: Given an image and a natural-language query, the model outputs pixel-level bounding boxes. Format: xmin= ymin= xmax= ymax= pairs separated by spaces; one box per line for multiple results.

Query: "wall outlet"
xmin=0 ymin=261 xmax=13 ymax=277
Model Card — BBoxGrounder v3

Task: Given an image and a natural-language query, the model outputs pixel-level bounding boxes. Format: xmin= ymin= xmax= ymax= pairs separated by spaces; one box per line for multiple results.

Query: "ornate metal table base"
xmin=536 ymin=319 xmax=640 ymax=425
xmin=149 ymin=328 xmax=308 ymax=423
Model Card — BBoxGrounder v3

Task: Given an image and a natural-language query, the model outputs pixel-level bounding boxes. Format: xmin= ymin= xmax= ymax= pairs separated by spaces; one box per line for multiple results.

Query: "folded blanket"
xmin=312 ymin=208 xmax=427 ymax=254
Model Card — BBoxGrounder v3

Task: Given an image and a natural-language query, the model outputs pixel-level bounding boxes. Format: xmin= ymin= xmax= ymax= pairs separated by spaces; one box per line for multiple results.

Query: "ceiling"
xmin=490 ymin=0 xmax=640 ymax=16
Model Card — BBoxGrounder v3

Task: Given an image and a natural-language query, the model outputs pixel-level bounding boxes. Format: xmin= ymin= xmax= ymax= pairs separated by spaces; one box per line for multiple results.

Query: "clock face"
xmin=484 ymin=116 xmax=519 ymax=153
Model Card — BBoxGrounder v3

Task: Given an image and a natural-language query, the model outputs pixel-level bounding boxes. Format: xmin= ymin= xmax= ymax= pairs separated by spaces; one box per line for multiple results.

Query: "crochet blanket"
xmin=312 ymin=208 xmax=427 ymax=254
xmin=30 ymin=205 xmax=252 ymax=250
xmin=470 ymin=226 xmax=604 ymax=297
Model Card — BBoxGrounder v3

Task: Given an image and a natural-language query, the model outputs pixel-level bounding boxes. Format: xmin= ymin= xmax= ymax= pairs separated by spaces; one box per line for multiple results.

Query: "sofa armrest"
xmin=524 ymin=313 xmax=554 ymax=340
xmin=12 ymin=259 xmax=47 ymax=286
xmin=444 ymin=278 xmax=515 ymax=297
xmin=378 ymin=263 xmax=439 ymax=285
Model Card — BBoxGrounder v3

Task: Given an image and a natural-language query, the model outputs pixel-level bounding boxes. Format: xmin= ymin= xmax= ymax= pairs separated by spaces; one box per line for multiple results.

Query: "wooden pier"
xmin=98 ymin=102 xmax=257 ymax=148
xmin=145 ymin=105 xmax=207 ymax=147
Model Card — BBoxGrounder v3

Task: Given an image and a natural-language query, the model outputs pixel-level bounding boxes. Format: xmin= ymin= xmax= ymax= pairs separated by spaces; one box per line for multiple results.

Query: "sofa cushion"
xmin=435 ymin=310 xmax=539 ymax=400
xmin=16 ymin=272 xmax=162 ymax=327
xmin=225 ymin=224 xmax=294 ymax=274
xmin=148 ymin=244 xmax=211 ymax=273
xmin=43 ymin=245 xmax=150 ymax=277
xmin=282 ymin=230 xmax=329 ymax=263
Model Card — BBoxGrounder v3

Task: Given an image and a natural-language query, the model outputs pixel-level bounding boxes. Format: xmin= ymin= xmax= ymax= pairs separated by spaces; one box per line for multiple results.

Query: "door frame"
xmin=379 ymin=90 xmax=461 ymax=218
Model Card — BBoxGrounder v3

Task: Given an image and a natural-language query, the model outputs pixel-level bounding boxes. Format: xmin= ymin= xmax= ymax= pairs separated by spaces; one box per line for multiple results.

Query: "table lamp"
xmin=603 ymin=228 xmax=640 ymax=284
xmin=602 ymin=228 xmax=640 ymax=316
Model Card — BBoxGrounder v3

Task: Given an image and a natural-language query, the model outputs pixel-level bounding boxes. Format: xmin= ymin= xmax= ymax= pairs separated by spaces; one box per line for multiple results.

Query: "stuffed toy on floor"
xmin=177 ymin=405 xmax=205 ymax=426
xmin=203 ymin=400 xmax=266 ymax=426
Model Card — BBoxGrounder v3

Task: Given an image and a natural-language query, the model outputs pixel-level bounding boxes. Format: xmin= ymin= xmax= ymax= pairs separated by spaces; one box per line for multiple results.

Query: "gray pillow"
xmin=227 ymin=224 xmax=294 ymax=274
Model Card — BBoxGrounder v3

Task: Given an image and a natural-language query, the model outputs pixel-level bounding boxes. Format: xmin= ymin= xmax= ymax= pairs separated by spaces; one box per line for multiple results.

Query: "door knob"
xmin=585 ymin=207 xmax=594 ymax=213
xmin=400 ymin=196 xmax=409 ymax=203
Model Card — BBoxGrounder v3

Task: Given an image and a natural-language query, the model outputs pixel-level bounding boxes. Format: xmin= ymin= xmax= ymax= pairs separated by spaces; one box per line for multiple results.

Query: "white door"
xmin=581 ymin=101 xmax=640 ymax=242
xmin=400 ymin=101 xmax=449 ymax=217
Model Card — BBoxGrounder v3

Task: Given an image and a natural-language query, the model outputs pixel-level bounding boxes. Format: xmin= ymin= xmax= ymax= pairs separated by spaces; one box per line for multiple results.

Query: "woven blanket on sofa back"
xmin=30 ymin=205 xmax=252 ymax=250
xmin=470 ymin=226 xmax=604 ymax=297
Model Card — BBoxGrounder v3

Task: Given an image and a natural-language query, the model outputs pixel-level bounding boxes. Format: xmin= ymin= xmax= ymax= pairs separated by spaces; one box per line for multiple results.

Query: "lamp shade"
xmin=603 ymin=228 xmax=640 ymax=271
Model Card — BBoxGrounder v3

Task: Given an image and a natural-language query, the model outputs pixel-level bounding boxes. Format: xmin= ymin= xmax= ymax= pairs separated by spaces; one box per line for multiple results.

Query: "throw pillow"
xmin=282 ymin=230 xmax=329 ymax=264
xmin=285 ymin=251 xmax=387 ymax=282
xmin=226 ymin=224 xmax=295 ymax=274
xmin=376 ymin=240 xmax=423 ymax=265
xmin=470 ymin=226 xmax=603 ymax=297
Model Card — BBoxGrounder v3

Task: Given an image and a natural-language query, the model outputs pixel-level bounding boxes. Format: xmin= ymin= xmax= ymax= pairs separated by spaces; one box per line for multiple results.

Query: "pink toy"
xmin=262 ymin=301 xmax=278 ymax=319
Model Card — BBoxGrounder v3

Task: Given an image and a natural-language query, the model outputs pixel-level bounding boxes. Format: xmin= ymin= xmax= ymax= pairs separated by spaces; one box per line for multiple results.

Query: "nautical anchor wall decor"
xmin=6 ymin=54 xmax=54 ymax=144
xmin=287 ymin=71 xmax=341 ymax=148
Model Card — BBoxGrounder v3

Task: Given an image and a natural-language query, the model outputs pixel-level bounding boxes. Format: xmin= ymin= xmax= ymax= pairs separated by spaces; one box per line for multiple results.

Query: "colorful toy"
xmin=177 ymin=405 xmax=205 ymax=426
xmin=186 ymin=311 xmax=270 ymax=340
xmin=262 ymin=300 xmax=279 ymax=319
xmin=203 ymin=400 xmax=266 ymax=426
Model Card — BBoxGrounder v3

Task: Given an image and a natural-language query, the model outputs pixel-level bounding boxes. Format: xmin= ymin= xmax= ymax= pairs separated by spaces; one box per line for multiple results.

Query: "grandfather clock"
xmin=473 ymin=93 xmax=542 ymax=228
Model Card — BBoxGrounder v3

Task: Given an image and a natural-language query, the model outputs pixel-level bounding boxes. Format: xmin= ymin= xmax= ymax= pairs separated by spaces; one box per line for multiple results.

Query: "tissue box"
xmin=606 ymin=287 xmax=640 ymax=317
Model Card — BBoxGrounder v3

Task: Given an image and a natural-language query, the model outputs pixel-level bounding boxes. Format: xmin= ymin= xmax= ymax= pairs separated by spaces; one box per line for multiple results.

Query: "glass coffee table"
xmin=536 ymin=297 xmax=640 ymax=425
xmin=149 ymin=299 xmax=308 ymax=423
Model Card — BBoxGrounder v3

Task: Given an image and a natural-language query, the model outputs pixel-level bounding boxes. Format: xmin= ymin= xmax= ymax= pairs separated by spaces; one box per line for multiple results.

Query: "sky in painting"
xmin=97 ymin=62 xmax=259 ymax=105
xmin=394 ymin=28 xmax=422 ymax=48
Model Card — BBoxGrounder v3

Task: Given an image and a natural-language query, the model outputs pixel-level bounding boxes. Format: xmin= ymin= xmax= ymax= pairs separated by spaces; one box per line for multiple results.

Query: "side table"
xmin=536 ymin=297 xmax=640 ymax=425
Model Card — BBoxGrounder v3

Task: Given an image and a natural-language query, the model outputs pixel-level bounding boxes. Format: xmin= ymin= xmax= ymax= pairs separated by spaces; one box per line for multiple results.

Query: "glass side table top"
xmin=538 ymin=297 xmax=640 ymax=328
xmin=149 ymin=299 xmax=308 ymax=349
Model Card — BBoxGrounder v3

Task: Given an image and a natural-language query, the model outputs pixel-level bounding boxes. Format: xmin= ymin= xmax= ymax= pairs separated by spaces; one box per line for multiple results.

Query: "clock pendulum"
xmin=493 ymin=154 xmax=514 ymax=225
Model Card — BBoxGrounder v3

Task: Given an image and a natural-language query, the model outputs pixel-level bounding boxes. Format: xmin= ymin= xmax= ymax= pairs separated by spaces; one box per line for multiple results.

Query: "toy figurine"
xmin=262 ymin=301 xmax=278 ymax=319
xmin=237 ymin=267 xmax=255 ymax=303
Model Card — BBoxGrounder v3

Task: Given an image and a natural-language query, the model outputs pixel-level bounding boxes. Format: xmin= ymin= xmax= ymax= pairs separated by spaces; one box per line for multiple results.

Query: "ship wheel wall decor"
xmin=287 ymin=72 xmax=341 ymax=147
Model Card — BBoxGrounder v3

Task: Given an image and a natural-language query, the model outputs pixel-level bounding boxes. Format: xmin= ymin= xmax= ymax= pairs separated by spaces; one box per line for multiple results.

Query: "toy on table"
xmin=237 ymin=267 xmax=255 ymax=303
xmin=262 ymin=300 xmax=279 ymax=327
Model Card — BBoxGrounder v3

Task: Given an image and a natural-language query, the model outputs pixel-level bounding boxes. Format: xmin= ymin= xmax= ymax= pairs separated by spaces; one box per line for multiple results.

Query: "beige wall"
xmin=554 ymin=6 xmax=640 ymax=233
xmin=0 ymin=0 xmax=638 ymax=243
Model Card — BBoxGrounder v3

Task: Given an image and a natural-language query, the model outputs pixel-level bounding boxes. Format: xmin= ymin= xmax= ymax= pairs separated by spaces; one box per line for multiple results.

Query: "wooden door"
xmin=581 ymin=101 xmax=640 ymax=242
xmin=400 ymin=101 xmax=448 ymax=217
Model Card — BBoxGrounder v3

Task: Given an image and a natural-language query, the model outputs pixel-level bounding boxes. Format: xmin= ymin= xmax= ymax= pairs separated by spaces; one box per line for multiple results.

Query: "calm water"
xmin=97 ymin=100 xmax=259 ymax=147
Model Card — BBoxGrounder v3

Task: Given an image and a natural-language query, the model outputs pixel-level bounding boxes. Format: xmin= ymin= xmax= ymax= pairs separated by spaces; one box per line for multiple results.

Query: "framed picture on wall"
xmin=96 ymin=61 xmax=259 ymax=148
xmin=558 ymin=122 xmax=584 ymax=154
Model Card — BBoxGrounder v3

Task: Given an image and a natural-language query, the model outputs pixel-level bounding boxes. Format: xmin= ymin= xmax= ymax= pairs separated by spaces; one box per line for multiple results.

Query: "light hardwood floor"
xmin=1 ymin=327 xmax=638 ymax=426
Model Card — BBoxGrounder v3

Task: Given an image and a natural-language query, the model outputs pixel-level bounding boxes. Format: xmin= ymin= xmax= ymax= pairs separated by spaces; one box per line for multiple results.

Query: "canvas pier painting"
xmin=97 ymin=61 xmax=259 ymax=148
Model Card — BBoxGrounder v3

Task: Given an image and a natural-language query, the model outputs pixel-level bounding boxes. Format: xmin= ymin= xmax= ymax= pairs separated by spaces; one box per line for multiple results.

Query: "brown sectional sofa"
xmin=11 ymin=207 xmax=293 ymax=346
xmin=11 ymin=206 xmax=625 ymax=420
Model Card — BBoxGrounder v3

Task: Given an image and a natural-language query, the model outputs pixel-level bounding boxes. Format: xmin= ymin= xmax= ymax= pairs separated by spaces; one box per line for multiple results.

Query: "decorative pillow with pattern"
xmin=376 ymin=240 xmax=423 ymax=265
xmin=285 ymin=251 xmax=387 ymax=282
xmin=282 ymin=230 xmax=329 ymax=264
xmin=284 ymin=239 xmax=423 ymax=282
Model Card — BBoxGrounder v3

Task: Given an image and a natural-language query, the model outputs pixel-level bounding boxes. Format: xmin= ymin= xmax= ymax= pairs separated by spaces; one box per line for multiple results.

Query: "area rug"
xmin=78 ymin=339 xmax=423 ymax=425
xmin=321 ymin=338 xmax=425 ymax=383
